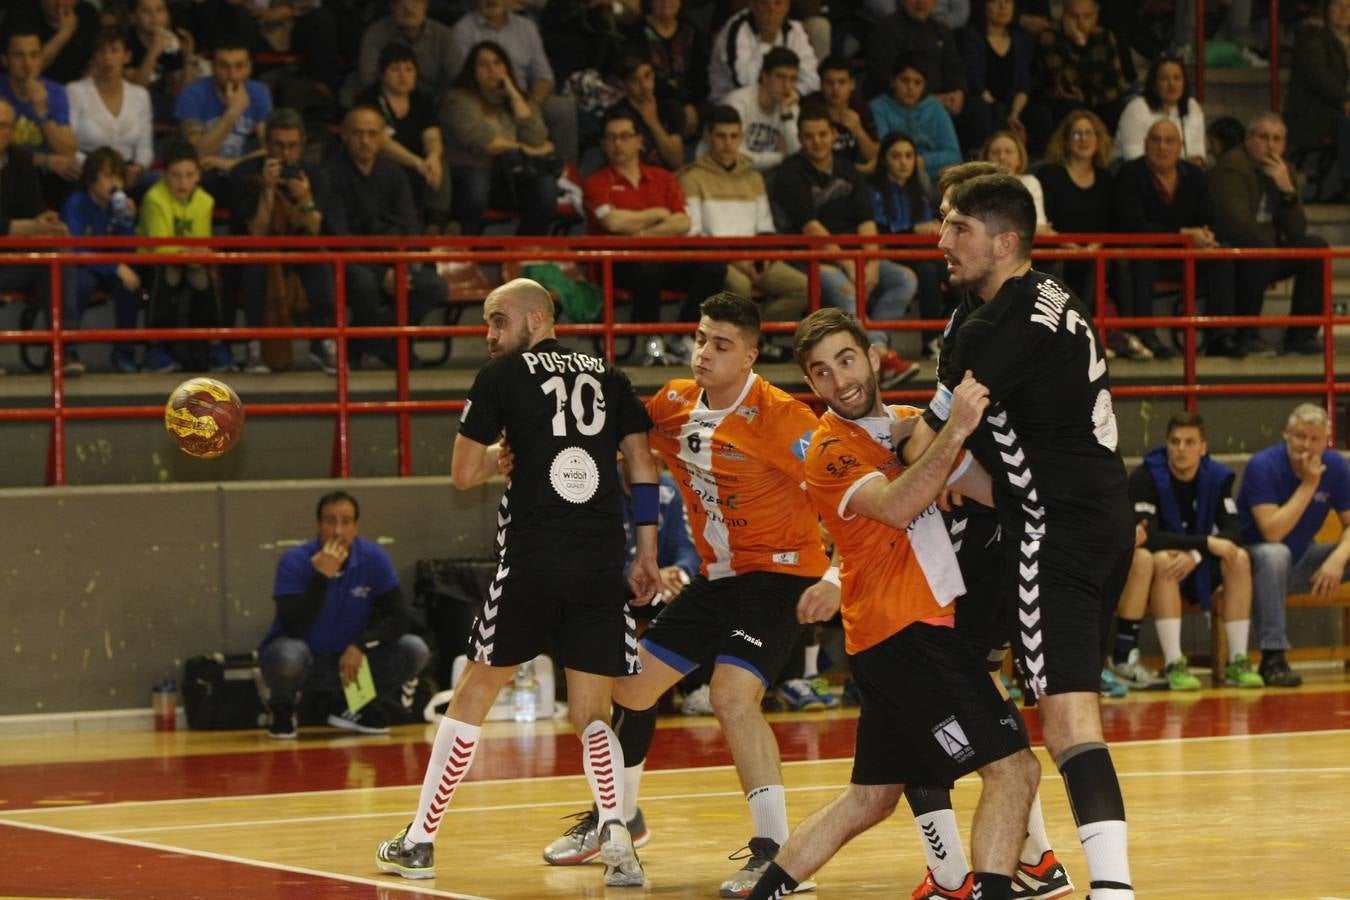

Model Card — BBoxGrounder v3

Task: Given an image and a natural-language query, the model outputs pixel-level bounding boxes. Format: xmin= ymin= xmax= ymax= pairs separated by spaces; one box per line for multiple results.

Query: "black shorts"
xmin=469 ymin=562 xmax=633 ymax=676
xmin=1007 ymin=535 xmax=1132 ymax=698
xmin=640 ymin=571 xmax=815 ymax=687
xmin=849 ymin=622 xmax=1029 ymax=788
xmin=950 ymin=509 xmax=1011 ymax=668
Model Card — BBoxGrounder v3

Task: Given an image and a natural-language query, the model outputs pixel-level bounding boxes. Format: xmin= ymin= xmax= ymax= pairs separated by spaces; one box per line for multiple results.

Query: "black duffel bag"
xmin=182 ymin=652 xmax=268 ymax=730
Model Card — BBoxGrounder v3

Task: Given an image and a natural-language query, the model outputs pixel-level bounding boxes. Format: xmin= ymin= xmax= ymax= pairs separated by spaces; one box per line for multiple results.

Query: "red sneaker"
xmin=1012 ymin=849 xmax=1074 ymax=898
xmin=879 ymin=349 xmax=920 ymax=388
xmin=911 ymin=868 xmax=974 ymax=899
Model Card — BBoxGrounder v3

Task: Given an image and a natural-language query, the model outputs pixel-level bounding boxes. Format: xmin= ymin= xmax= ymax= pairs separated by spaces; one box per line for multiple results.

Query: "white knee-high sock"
xmin=913 ymin=807 xmax=970 ymax=889
xmin=622 ymin=761 xmax=644 ymax=821
xmin=1225 ymin=619 xmax=1251 ymax=661
xmin=582 ymin=720 xmax=626 ymax=826
xmin=1020 ymin=791 xmax=1053 ymax=865
xmin=746 ymin=784 xmax=790 ymax=845
xmin=407 ymin=717 xmax=480 ymax=846
xmin=1156 ymin=617 xmax=1184 ymax=665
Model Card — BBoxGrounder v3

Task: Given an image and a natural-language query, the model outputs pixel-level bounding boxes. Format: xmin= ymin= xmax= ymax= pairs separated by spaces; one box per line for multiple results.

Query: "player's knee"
xmin=1130 ymin=546 xmax=1154 ymax=576
xmin=708 ymin=677 xmax=763 ymax=722
xmin=847 ymin=783 xmax=902 ymax=825
xmin=980 ymin=748 xmax=1040 ymax=797
xmin=1232 ymin=547 xmax=1251 ymax=573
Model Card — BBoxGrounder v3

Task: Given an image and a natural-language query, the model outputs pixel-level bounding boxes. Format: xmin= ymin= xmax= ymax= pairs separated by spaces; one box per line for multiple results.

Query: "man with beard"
xmin=746 ymin=307 xmax=1040 ymax=900
xmin=905 ymin=173 xmax=1136 ymax=899
xmin=376 ymin=278 xmax=660 ymax=889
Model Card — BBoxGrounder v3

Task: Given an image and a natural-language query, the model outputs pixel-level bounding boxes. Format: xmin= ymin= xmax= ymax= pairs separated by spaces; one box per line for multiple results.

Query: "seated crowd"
xmin=0 ymin=0 xmax=1333 ymax=375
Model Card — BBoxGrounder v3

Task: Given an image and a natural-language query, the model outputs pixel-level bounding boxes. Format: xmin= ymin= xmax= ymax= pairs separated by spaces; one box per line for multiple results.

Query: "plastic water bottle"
xmin=511 ymin=661 xmax=538 ymax=722
xmin=110 ymin=189 xmax=134 ymax=230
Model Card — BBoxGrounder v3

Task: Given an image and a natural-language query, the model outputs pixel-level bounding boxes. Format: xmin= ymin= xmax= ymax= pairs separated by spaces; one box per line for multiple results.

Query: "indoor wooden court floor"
xmin=3 ymin=675 xmax=1350 ymax=900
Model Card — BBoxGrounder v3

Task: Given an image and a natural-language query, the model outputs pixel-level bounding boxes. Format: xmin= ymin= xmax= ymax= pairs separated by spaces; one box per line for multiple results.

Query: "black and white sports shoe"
xmin=376 ymin=823 xmax=434 ymax=879
xmin=268 ymin=704 xmax=296 ymax=740
xmin=328 ymin=704 xmax=390 ymax=735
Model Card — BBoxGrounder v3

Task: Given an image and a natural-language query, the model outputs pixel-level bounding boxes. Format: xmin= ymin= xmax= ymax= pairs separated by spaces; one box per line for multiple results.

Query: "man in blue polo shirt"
xmin=1238 ymin=402 xmax=1350 ymax=687
xmin=259 ymin=491 xmax=430 ymax=738
xmin=175 ymin=34 xmax=271 ymax=202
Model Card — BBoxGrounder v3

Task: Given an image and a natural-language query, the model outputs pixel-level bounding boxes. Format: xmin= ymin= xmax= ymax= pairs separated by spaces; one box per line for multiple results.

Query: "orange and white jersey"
xmin=648 ymin=373 xmax=830 ymax=580
xmin=804 ymin=404 xmax=969 ymax=654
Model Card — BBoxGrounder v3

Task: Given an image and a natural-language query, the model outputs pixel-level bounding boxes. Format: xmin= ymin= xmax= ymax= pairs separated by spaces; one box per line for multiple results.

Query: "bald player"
xmin=376 ymin=279 xmax=661 ymax=889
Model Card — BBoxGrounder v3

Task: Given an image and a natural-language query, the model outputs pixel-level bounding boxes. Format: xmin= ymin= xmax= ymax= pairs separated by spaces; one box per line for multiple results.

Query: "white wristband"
xmin=821 ymin=566 xmax=841 ymax=587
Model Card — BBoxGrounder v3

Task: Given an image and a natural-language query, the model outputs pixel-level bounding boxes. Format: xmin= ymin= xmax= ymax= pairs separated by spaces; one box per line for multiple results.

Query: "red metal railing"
xmin=0 ymin=232 xmax=1342 ymax=484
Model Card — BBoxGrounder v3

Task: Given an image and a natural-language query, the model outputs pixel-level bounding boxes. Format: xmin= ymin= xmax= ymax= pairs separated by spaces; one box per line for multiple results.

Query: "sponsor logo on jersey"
xmin=791 ymin=429 xmax=814 ymax=461
xmin=736 ymin=404 xmax=759 ymax=422
xmin=1030 ymin=279 xmax=1070 ymax=332
xmin=825 ymin=453 xmax=861 ymax=480
xmin=731 ymin=629 xmax=763 ymax=647
xmin=932 ymin=716 xmax=975 ymax=762
xmin=771 ymin=551 xmax=799 ymax=565
xmin=549 ymin=446 xmax=601 ymax=504
xmin=1223 ymin=497 xmax=1237 ymax=514
xmin=350 ymin=585 xmax=372 ymax=599
xmin=667 ymin=390 xmax=679 ymax=401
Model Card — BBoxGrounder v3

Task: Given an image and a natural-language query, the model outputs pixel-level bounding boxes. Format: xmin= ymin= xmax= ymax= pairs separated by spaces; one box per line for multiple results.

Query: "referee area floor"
xmin=3 ymin=673 xmax=1349 ymax=899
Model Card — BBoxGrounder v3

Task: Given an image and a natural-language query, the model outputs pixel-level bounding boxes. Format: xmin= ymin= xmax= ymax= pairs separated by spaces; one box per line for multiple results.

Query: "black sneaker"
xmin=1139 ymin=331 xmax=1176 ymax=360
xmin=376 ymin=822 xmax=435 ymax=879
xmin=1203 ymin=334 xmax=1246 ymax=358
xmin=1239 ymin=333 xmax=1278 ymax=358
xmin=268 ymin=704 xmax=297 ymax=740
xmin=719 ymin=837 xmax=779 ymax=897
xmin=1283 ymin=334 xmax=1323 ymax=356
xmin=1259 ymin=654 xmax=1303 ymax=688
xmin=328 ymin=703 xmax=391 ymax=735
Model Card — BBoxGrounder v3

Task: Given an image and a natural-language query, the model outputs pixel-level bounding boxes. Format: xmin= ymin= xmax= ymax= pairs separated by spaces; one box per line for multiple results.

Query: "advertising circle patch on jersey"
xmin=550 ymin=446 xmax=600 ymax=503
xmin=1092 ymin=388 xmax=1118 ymax=451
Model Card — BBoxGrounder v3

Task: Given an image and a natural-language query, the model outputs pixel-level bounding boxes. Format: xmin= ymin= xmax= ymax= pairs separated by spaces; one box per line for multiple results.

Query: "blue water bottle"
xmin=110 ymin=189 xmax=134 ymax=230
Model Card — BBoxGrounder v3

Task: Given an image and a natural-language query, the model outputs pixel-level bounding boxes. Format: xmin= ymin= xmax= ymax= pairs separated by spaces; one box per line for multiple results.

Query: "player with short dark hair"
xmin=903 ymin=172 xmax=1136 ymax=899
xmin=746 ymin=307 xmax=1041 ymax=900
xmin=541 ymin=290 xmax=839 ymax=897
xmin=376 ymin=278 xmax=661 ymax=888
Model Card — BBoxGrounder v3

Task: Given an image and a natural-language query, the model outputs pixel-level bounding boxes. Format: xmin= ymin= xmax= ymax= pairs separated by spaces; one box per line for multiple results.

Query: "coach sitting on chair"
xmin=259 ymin=490 xmax=430 ymax=738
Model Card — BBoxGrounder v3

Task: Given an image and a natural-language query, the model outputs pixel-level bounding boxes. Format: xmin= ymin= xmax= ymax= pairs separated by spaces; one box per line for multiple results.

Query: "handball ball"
xmin=164 ymin=377 xmax=245 ymax=458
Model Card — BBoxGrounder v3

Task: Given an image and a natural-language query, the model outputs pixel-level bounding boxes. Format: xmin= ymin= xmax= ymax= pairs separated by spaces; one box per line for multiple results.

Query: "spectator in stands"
xmin=979 ymin=129 xmax=1052 ymax=234
xmin=869 ymin=55 xmax=963 ymax=176
xmin=187 ymin=0 xmax=341 ymax=92
xmin=707 ymin=46 xmax=801 ymax=173
xmin=357 ymin=43 xmax=452 ymax=233
xmin=137 ymin=139 xmax=233 ymax=375
xmin=1032 ymin=0 xmax=1129 ymax=130
xmin=229 ymin=108 xmax=338 ymax=375
xmin=709 ymin=0 xmax=819 ymax=102
xmin=812 ymin=55 xmax=878 ymax=173
xmin=441 ymin=41 xmax=559 ymax=236
xmin=1208 ymin=112 xmax=1329 ymax=357
xmin=452 ymin=0 xmax=579 ymax=163
xmin=67 ymin=29 xmax=154 ymax=193
xmin=1171 ymin=0 xmax=1264 ymax=67
xmin=864 ymin=0 xmax=971 ymax=27
xmin=865 ymin=0 xmax=970 ymax=145
xmin=866 ymin=130 xmax=944 ymax=359
xmin=958 ymin=0 xmax=1051 ymax=155
xmin=679 ymin=104 xmax=808 ymax=356
xmin=321 ymin=105 xmax=449 ymax=369
xmin=1237 ymin=402 xmax=1350 ymax=688
xmin=1034 ymin=108 xmax=1114 ymax=311
xmin=125 ymin=0 xmax=202 ymax=125
xmin=772 ymin=106 xmax=919 ymax=381
xmin=1285 ymin=0 xmax=1350 ymax=198
xmin=608 ymin=50 xmax=685 ymax=170
xmin=5 ymin=0 xmax=101 ymax=86
xmin=583 ymin=106 xmax=726 ymax=364
xmin=623 ymin=0 xmax=710 ymax=137
xmin=357 ymin=0 xmax=462 ymax=99
xmin=1115 ymin=55 xmax=1206 ymax=165
xmin=175 ymin=34 xmax=273 ymax=203
xmin=0 ymin=25 xmax=81 ymax=208
xmin=1114 ymin=119 xmax=1240 ymax=359
xmin=538 ymin=0 xmax=629 ymax=95
xmin=0 ymin=97 xmax=68 ymax=376
xmin=58 ymin=147 xmax=142 ymax=376
xmin=1111 ymin=411 xmax=1264 ymax=691
xmin=259 ymin=490 xmax=430 ymax=738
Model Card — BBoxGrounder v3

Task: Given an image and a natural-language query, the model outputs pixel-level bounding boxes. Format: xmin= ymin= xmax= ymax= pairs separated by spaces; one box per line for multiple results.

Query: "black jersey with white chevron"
xmin=458 ymin=338 xmax=653 ymax=568
xmin=929 ymin=270 xmax=1133 ymax=550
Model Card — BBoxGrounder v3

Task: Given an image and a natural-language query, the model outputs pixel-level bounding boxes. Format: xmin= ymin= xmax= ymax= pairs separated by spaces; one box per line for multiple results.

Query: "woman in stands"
xmin=68 ymin=29 xmax=156 ymax=195
xmin=866 ymin=131 xmax=945 ymax=358
xmin=956 ymin=0 xmax=1051 ymax=154
xmin=979 ymin=129 xmax=1055 ymax=235
xmin=1114 ymin=55 xmax=1207 ymax=164
xmin=358 ymin=42 xmax=452 ymax=233
xmin=440 ymin=40 xmax=558 ymax=236
xmin=1285 ymin=0 xmax=1350 ymax=197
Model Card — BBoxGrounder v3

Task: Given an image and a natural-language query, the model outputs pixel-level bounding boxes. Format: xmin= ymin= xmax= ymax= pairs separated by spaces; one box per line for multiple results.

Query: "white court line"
xmin=5 ymin=726 xmax=1348 ymax=818
xmin=58 ymin=764 xmax=1350 ymax=837
xmin=0 ymin=817 xmax=490 ymax=900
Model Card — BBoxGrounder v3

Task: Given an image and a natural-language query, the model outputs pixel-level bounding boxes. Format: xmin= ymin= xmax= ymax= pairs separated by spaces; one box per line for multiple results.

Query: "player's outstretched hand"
xmin=626 ymin=552 xmax=661 ymax=606
xmin=797 ymin=578 xmax=841 ymax=623
xmin=947 ymin=371 xmax=989 ymax=438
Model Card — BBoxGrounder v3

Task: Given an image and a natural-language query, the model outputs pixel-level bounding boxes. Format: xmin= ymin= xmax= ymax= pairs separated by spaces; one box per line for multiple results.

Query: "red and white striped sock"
xmin=582 ymin=720 xmax=625 ymax=826
xmin=407 ymin=717 xmax=480 ymax=846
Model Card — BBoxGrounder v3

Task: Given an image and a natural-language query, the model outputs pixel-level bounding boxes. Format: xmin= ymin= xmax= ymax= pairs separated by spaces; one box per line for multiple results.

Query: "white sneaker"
xmin=243 ymin=340 xmax=270 ymax=374
xmin=599 ymin=820 xmax=644 ymax=887
xmin=681 ymin=683 xmax=713 ymax=716
xmin=1239 ymin=46 xmax=1270 ymax=67
xmin=1109 ymin=648 xmax=1166 ymax=689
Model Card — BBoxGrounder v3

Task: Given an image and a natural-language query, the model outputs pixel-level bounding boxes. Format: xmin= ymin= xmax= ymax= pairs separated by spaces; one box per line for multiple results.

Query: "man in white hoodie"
xmin=680 ymin=103 xmax=807 ymax=355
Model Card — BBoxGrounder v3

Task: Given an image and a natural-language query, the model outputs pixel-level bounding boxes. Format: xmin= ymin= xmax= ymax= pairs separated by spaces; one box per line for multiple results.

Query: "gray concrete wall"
xmin=1 ymin=477 xmax=498 ymax=715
